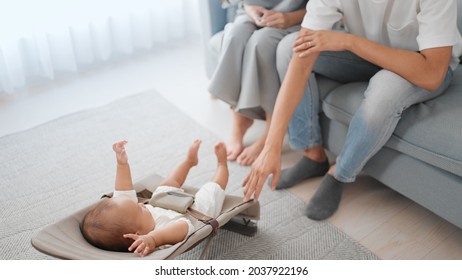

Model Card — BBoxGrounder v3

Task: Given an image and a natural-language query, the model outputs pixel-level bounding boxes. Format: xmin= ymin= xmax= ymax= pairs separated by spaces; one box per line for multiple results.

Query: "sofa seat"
xmin=320 ymin=69 xmax=462 ymax=178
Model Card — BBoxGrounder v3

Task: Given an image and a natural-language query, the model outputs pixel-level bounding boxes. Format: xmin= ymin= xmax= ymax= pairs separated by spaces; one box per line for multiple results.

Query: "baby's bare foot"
xmin=113 ymin=140 xmax=128 ymax=164
xmin=215 ymin=142 xmax=227 ymax=165
xmin=187 ymin=139 xmax=201 ymax=166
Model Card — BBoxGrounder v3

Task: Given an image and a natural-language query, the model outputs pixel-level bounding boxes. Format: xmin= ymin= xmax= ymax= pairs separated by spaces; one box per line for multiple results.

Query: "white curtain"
xmin=0 ymin=0 xmax=201 ymax=94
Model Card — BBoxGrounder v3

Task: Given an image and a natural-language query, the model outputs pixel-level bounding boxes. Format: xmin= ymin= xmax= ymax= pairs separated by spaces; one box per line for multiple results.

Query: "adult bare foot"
xmin=186 ymin=139 xmax=201 ymax=166
xmin=227 ymin=111 xmax=254 ymax=161
xmin=236 ymin=136 xmax=265 ymax=166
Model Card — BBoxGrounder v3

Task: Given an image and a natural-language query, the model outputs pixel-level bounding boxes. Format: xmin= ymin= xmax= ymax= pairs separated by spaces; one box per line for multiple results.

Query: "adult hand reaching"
xmin=242 ymin=146 xmax=282 ymax=202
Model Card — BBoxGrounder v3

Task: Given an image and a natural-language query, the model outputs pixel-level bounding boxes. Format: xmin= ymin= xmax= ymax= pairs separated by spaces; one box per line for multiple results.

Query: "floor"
xmin=1 ymin=39 xmax=461 ymax=260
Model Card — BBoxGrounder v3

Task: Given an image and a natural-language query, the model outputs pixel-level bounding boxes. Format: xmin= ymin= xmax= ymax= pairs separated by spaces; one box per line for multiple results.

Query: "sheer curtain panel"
xmin=0 ymin=0 xmax=201 ymax=94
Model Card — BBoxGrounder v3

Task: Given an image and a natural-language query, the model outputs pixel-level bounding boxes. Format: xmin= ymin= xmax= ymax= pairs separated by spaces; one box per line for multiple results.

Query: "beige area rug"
xmin=0 ymin=90 xmax=378 ymax=260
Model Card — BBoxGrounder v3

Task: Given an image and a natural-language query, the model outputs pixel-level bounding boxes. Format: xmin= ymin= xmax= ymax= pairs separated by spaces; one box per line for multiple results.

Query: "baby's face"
xmin=112 ymin=196 xmax=156 ymax=235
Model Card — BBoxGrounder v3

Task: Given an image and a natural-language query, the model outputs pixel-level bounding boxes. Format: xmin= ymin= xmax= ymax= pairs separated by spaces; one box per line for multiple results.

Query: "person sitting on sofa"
xmin=208 ymin=0 xmax=307 ymax=166
xmin=242 ymin=0 xmax=462 ymax=221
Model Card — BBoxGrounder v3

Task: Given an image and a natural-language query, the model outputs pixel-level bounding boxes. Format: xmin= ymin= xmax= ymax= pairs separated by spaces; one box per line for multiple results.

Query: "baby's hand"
xmin=124 ymin=233 xmax=156 ymax=257
xmin=113 ymin=140 xmax=128 ymax=164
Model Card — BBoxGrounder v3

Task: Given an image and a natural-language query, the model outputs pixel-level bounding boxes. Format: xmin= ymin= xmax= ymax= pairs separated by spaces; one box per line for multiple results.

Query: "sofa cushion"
xmin=321 ymin=68 xmax=462 ymax=177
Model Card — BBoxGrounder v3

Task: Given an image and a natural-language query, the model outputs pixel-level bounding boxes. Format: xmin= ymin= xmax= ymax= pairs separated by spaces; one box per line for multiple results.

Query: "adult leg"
xmin=237 ymin=26 xmax=301 ymax=119
xmin=235 ymin=26 xmax=300 ymax=165
xmin=227 ymin=111 xmax=254 ymax=161
xmin=207 ymin=14 xmax=257 ymax=161
xmin=269 ymin=33 xmax=329 ymax=188
xmin=208 ymin=14 xmax=256 ymax=105
xmin=159 ymin=140 xmax=201 ymax=188
xmin=306 ymin=68 xmax=454 ymax=220
xmin=237 ymin=112 xmax=272 ymax=166
xmin=274 ymin=33 xmax=382 ymax=188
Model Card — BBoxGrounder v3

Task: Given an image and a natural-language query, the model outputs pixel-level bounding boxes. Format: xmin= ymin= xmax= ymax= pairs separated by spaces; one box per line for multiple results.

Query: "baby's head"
xmin=81 ymin=196 xmax=155 ymax=252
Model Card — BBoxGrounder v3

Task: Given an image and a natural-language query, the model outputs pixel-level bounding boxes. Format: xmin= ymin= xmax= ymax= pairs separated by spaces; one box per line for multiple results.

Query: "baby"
xmin=81 ymin=139 xmax=228 ymax=257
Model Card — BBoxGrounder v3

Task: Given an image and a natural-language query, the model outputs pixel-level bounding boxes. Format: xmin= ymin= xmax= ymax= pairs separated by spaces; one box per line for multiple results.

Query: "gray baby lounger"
xmin=31 ymin=173 xmax=259 ymax=260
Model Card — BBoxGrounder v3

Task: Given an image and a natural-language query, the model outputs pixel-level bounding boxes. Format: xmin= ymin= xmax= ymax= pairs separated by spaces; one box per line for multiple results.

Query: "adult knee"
xmin=362 ymin=70 xmax=414 ymax=125
xmin=246 ymin=28 xmax=282 ymax=57
xmin=223 ymin=22 xmax=255 ymax=48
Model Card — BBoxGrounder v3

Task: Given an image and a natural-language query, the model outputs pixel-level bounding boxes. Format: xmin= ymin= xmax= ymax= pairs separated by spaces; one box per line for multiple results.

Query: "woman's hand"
xmin=258 ymin=10 xmax=289 ymax=29
xmin=244 ymin=4 xmax=266 ymax=24
xmin=294 ymin=29 xmax=352 ymax=57
xmin=242 ymin=146 xmax=281 ymax=202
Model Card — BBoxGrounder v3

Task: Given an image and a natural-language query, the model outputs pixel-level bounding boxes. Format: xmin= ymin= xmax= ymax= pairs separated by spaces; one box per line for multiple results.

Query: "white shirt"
xmin=302 ymin=0 xmax=462 ymax=70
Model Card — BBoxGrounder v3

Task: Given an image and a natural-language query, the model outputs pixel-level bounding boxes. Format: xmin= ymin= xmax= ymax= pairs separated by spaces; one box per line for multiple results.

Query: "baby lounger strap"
xmin=187 ymin=208 xmax=219 ymax=236
xmin=186 ymin=208 xmax=219 ymax=260
xmin=148 ymin=190 xmax=195 ymax=214
xmin=146 ymin=189 xmax=221 ymax=259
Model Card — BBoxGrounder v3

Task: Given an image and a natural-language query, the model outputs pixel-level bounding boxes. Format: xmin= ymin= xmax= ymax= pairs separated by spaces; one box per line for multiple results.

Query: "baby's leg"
xmin=212 ymin=142 xmax=229 ymax=190
xmin=159 ymin=139 xmax=201 ymax=188
xmin=190 ymin=143 xmax=228 ymax=218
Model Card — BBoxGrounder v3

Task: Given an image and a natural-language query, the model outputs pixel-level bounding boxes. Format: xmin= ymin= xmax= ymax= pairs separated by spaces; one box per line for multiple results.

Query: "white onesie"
xmin=112 ymin=182 xmax=226 ymax=241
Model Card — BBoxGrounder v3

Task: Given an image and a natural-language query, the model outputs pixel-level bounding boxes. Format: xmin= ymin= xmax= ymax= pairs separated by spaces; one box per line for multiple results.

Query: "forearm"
xmin=115 ymin=163 xmax=134 ymax=191
xmin=149 ymin=221 xmax=189 ymax=247
xmin=344 ymin=34 xmax=451 ymax=91
xmin=265 ymin=53 xmax=319 ymax=151
xmin=283 ymin=9 xmax=306 ymax=27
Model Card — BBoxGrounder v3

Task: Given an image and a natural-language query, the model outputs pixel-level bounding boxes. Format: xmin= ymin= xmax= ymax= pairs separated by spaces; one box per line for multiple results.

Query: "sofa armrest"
xmin=199 ymin=0 xmax=228 ymax=40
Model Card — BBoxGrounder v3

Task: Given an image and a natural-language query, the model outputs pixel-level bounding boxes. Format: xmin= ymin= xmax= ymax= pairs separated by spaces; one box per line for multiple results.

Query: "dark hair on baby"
xmin=81 ymin=198 xmax=135 ymax=252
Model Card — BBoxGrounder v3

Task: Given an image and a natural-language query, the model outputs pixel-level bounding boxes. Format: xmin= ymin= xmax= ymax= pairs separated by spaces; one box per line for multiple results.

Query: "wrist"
xmin=282 ymin=13 xmax=290 ymax=28
xmin=263 ymin=140 xmax=282 ymax=155
xmin=344 ymin=33 xmax=356 ymax=52
xmin=148 ymin=233 xmax=158 ymax=248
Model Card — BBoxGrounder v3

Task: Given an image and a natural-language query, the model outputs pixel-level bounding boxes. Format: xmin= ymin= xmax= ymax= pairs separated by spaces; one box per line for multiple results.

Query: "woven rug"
xmin=0 ymin=90 xmax=378 ymax=260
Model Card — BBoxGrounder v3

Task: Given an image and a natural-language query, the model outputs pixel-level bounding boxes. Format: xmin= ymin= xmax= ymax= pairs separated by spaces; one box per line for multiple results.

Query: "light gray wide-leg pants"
xmin=208 ymin=14 xmax=300 ymax=120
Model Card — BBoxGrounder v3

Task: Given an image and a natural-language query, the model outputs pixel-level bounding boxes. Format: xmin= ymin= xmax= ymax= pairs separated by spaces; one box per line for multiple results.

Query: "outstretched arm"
xmin=124 ymin=221 xmax=189 ymax=257
xmin=243 ymin=46 xmax=320 ymax=201
xmin=113 ymin=140 xmax=134 ymax=191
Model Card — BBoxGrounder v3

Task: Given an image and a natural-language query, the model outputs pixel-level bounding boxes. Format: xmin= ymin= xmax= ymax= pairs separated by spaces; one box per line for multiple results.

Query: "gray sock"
xmin=305 ymin=174 xmax=344 ymax=220
xmin=272 ymin=156 xmax=329 ymax=190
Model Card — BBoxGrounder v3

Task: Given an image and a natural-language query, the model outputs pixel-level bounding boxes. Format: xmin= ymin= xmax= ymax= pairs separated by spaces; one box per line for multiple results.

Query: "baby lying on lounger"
xmin=81 ymin=139 xmax=228 ymax=257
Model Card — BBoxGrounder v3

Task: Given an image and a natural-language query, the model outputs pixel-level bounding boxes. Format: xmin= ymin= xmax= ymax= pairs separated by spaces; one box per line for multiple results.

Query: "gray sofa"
xmin=200 ymin=0 xmax=462 ymax=229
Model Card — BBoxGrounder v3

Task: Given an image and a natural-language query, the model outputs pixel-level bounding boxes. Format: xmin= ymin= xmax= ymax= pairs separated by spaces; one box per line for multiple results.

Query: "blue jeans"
xmin=287 ymin=51 xmax=454 ymax=183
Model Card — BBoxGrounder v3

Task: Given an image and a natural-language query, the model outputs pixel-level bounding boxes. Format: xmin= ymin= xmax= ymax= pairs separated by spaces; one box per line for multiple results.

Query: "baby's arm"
xmin=113 ymin=140 xmax=134 ymax=191
xmin=124 ymin=221 xmax=189 ymax=257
